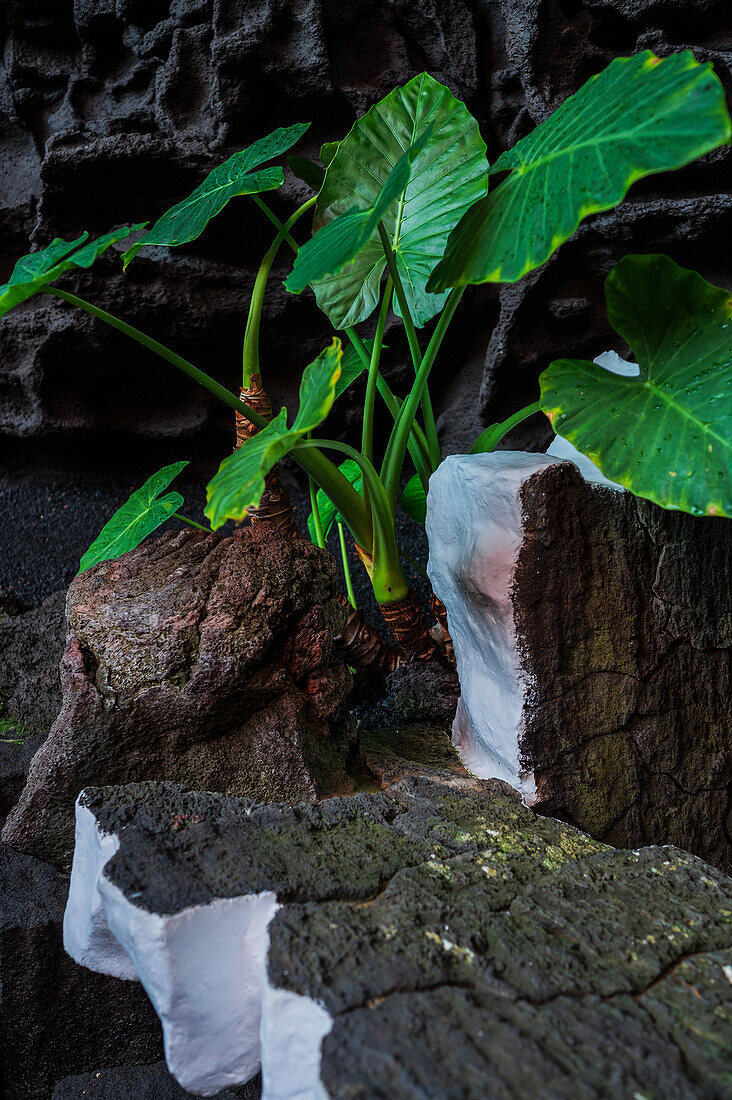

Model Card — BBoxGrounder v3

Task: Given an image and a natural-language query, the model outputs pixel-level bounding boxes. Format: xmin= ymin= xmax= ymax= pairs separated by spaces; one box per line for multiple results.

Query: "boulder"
xmin=0 ymin=587 xmax=66 ymax=734
xmin=0 ymin=587 xmax=66 ymax=824
xmin=3 ymin=526 xmax=354 ymax=869
xmin=0 ymin=844 xmax=163 ymax=1100
xmin=427 ymin=450 xmax=732 ymax=872
xmin=63 ymin=733 xmax=732 ymax=1097
xmin=0 ymin=731 xmax=45 ymax=826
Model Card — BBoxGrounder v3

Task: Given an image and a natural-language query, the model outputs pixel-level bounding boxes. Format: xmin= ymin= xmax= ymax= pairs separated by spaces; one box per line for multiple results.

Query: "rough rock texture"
xmin=0 ymin=587 xmax=65 ymax=732
xmin=52 ymin=1063 xmax=260 ymax=1099
xmin=68 ymin=738 xmax=732 ymax=1098
xmin=0 ymin=3 xmax=730 ymax=453
xmin=0 ymin=731 xmax=45 ymax=826
xmin=0 ymin=844 xmax=163 ymax=1100
xmin=428 ymin=451 xmax=732 ymax=873
xmin=0 ymin=588 xmax=66 ymax=823
xmin=3 ymin=525 xmax=354 ymax=868
xmin=353 ymin=659 xmax=460 ymax=734
xmin=516 ymin=461 xmax=732 ymax=872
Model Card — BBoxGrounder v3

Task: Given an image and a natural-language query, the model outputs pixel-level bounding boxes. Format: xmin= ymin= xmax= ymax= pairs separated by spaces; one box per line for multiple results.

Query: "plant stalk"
xmin=308 ymin=474 xmax=326 ymax=548
xmin=362 ymin=278 xmax=393 ymax=463
xmin=470 ymin=400 xmax=542 ymax=453
xmin=173 ymin=512 xmax=209 ymax=532
xmin=243 ymin=196 xmax=316 ymax=385
xmin=302 ymin=438 xmax=407 ymax=605
xmin=45 ymin=286 xmax=371 ymax=546
xmin=377 ymin=222 xmax=441 ymax=469
xmin=382 ymin=286 xmax=464 ymax=513
xmin=338 ymin=522 xmax=357 ymax=608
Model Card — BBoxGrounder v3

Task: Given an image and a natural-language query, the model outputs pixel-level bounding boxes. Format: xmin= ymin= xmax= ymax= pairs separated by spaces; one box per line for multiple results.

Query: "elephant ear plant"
xmin=2 ymin=51 xmax=730 ymax=670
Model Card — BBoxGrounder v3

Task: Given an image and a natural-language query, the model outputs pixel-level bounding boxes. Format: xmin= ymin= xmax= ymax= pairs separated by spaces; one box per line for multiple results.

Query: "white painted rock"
xmin=63 ymin=788 xmax=278 ymax=1097
xmin=427 ymin=440 xmax=732 ymax=879
xmin=427 ymin=450 xmax=564 ymax=799
xmin=60 ymin=769 xmax=732 ymax=1100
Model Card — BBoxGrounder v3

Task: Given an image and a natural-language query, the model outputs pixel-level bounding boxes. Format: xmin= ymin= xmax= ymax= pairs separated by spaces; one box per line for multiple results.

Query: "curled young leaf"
xmin=123 ymin=123 xmax=310 ymax=266
xmin=429 ymin=51 xmax=730 ymax=289
xmin=79 ymin=461 xmax=188 ymax=574
xmin=0 ymin=226 xmax=146 ymax=317
xmin=205 ymin=340 xmax=343 ymax=529
xmin=541 ymin=254 xmax=732 ymax=517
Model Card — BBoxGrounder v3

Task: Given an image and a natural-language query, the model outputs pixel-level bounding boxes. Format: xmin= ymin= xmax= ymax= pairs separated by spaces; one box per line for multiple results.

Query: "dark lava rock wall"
xmin=1 ymin=1 xmax=730 ymax=454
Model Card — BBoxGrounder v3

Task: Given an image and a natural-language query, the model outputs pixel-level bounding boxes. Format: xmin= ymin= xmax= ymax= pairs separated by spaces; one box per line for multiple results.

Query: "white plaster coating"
xmin=546 ymin=351 xmax=638 ymax=491
xmin=63 ymin=798 xmax=138 ymax=980
xmin=63 ymin=792 xmax=281 ymax=1096
xmin=98 ymin=877 xmax=279 ymax=1097
xmin=594 ymin=349 xmax=640 ymax=377
xmin=260 ymin=979 xmax=333 ymax=1100
xmin=546 ymin=435 xmax=625 ymax=490
xmin=426 ymin=451 xmax=560 ymax=800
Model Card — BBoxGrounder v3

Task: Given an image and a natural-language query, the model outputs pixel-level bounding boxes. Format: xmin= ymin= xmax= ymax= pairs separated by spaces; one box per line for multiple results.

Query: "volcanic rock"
xmin=63 ymin=733 xmax=732 ymax=1097
xmin=0 ymin=587 xmax=66 ymax=733
xmin=427 ymin=450 xmax=732 ymax=872
xmin=3 ymin=525 xmax=353 ymax=868
xmin=0 ymin=844 xmax=162 ymax=1100
xmin=51 ymin=1062 xmax=260 ymax=1099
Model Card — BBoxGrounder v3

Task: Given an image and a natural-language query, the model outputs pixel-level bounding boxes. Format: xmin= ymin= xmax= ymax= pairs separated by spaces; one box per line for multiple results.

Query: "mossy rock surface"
xmin=82 ymin=733 xmax=732 ymax=1098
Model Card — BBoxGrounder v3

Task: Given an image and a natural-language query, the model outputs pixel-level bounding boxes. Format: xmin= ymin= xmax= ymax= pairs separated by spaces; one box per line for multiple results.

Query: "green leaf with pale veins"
xmin=122 ymin=123 xmax=310 ymax=266
xmin=400 ymin=473 xmax=427 ymax=525
xmin=540 ymin=254 xmax=732 ymax=517
xmin=205 ymin=339 xmax=343 ymax=529
xmin=285 ymin=125 xmax=434 ymax=297
xmin=0 ymin=226 xmax=146 ymax=317
xmin=307 ymin=459 xmax=362 ymax=543
xmin=429 ymin=51 xmax=731 ymax=290
xmin=293 ymin=73 xmax=488 ymax=328
xmin=78 ymin=461 xmax=188 ymax=574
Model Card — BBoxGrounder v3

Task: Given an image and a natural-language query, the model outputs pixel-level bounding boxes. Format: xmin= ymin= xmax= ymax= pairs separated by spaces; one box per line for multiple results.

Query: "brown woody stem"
xmin=380 ymin=590 xmax=445 ymax=664
xmin=235 ymin=378 xmax=300 ymax=540
xmin=430 ymin=593 xmax=455 ymax=665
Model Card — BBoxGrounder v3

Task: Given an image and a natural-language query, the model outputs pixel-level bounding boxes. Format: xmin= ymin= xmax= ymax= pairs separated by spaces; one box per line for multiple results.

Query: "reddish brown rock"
xmin=2 ymin=526 xmax=353 ymax=868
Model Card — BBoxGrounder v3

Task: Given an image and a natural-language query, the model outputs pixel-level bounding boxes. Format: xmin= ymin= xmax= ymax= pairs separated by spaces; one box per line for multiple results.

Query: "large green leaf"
xmin=205 ymin=339 xmax=343 ymax=529
xmin=122 ymin=123 xmax=310 ymax=266
xmin=285 ymin=125 xmax=434 ymax=297
xmin=79 ymin=461 xmax=188 ymax=574
xmin=0 ymin=226 xmax=146 ymax=317
xmin=540 ymin=254 xmax=732 ymax=517
xmin=429 ymin=51 xmax=730 ymax=290
xmin=297 ymin=73 xmax=488 ymax=328
xmin=307 ymin=458 xmax=363 ymax=543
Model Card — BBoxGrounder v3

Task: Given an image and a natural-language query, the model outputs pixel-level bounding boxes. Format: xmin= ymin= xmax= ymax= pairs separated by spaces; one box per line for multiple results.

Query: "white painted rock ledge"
xmin=63 ymin=772 xmax=732 ymax=1099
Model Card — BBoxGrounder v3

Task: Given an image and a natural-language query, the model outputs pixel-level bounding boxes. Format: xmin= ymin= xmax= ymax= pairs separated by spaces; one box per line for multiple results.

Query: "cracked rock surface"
xmin=3 ymin=525 xmax=354 ymax=869
xmin=69 ymin=733 xmax=732 ymax=1098
xmin=515 ymin=462 xmax=732 ymax=872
